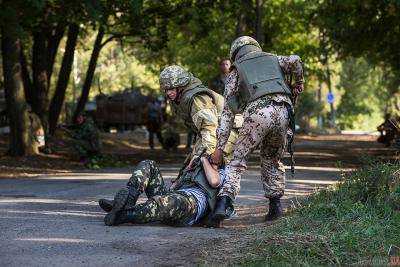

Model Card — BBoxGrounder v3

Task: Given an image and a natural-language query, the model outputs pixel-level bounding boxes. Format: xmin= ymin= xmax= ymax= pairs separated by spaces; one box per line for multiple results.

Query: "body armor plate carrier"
xmin=231 ymin=51 xmax=292 ymax=112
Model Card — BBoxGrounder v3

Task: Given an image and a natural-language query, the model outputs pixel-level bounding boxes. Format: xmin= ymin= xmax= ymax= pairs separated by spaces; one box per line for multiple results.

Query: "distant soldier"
xmin=161 ymin=123 xmax=180 ymax=151
xmin=211 ymin=36 xmax=304 ymax=223
xmin=377 ymin=114 xmax=400 ymax=148
xmin=146 ymin=97 xmax=164 ymax=149
xmin=208 ymin=59 xmax=231 ymax=95
xmin=70 ymin=113 xmax=102 ymax=161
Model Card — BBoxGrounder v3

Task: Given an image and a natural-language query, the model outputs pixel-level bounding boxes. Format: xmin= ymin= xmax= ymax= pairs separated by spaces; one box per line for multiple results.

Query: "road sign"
xmin=327 ymin=92 xmax=335 ymax=104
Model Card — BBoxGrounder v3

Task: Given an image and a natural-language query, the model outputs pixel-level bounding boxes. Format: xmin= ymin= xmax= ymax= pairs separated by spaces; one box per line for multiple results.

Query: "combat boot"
xmin=104 ymin=188 xmax=130 ymax=226
xmin=265 ymin=197 xmax=283 ymax=221
xmin=105 ymin=209 xmax=138 ymax=226
xmin=98 ymin=199 xmax=114 ymax=212
xmin=213 ymin=196 xmax=233 ymax=222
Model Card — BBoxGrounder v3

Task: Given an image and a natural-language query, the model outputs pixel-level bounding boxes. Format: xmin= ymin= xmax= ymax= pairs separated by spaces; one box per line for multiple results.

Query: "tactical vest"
xmin=171 ymin=78 xmax=224 ymax=132
xmin=175 ymin=160 xmax=218 ymax=212
xmin=228 ymin=50 xmax=292 ymax=113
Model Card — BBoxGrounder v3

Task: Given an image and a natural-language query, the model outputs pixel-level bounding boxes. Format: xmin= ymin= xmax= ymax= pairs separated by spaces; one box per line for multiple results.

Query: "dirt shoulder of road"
xmin=0 ymin=133 xmax=396 ymax=178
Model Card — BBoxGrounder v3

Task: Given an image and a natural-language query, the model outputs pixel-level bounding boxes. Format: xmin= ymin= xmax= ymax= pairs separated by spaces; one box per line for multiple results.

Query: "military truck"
xmin=94 ymin=89 xmax=151 ymax=132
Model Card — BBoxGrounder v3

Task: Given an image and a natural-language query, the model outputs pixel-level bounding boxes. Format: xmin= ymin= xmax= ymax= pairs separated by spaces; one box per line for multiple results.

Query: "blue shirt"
xmin=178 ymin=169 xmax=226 ymax=225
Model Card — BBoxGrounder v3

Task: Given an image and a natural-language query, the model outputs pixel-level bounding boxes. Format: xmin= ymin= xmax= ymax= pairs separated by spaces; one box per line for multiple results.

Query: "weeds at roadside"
xmin=205 ymin=160 xmax=400 ymax=266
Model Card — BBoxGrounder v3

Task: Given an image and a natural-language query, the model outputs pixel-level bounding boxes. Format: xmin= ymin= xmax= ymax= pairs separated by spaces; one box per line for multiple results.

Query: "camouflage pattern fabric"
xmin=216 ymin=54 xmax=304 ymax=200
xmin=229 ymin=36 xmax=261 ymax=60
xmin=124 ymin=160 xmax=197 ymax=225
xmin=129 ymin=193 xmax=197 ymax=226
xmin=219 ymin=97 xmax=289 ymax=199
xmin=72 ymin=117 xmax=101 ymax=158
xmin=159 ymin=65 xmax=192 ymax=90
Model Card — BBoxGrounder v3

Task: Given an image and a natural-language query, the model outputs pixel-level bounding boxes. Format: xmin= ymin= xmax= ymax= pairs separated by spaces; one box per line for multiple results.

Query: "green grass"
xmin=239 ymin=160 xmax=400 ymax=266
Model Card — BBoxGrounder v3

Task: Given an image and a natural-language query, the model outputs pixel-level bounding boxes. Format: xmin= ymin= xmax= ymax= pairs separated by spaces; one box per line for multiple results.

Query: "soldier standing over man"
xmin=101 ymin=65 xmax=239 ymax=226
xmin=160 ymin=65 xmax=237 ymax=164
xmin=211 ymin=36 xmax=304 ymax=223
xmin=208 ymin=59 xmax=231 ymax=95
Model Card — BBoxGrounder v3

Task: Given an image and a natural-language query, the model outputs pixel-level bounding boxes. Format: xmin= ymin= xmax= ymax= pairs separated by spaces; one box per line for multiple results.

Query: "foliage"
xmin=295 ymin=90 xmax=324 ymax=131
xmin=233 ymin=160 xmax=400 ymax=266
xmin=313 ymin=0 xmax=400 ymax=93
xmin=336 ymin=58 xmax=386 ymax=130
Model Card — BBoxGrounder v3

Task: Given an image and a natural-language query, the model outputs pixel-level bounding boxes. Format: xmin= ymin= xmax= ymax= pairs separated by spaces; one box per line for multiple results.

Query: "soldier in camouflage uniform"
xmin=70 ymin=114 xmax=102 ymax=160
xmin=160 ymin=65 xmax=238 ymax=164
xmin=102 ymin=156 xmax=227 ymax=227
xmin=211 ymin=36 xmax=304 ymax=222
xmin=101 ymin=66 xmax=238 ymax=227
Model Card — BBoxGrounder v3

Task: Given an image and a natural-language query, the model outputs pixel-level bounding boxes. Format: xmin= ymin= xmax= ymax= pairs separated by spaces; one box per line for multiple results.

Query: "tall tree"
xmin=0 ymin=1 xmax=33 ymax=155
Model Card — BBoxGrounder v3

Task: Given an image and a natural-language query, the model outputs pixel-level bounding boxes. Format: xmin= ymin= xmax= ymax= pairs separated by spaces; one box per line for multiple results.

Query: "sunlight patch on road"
xmin=3 ymin=209 xmax=103 ymax=217
xmin=0 ymin=198 xmax=94 ymax=205
xmin=287 ymin=179 xmax=338 ymax=185
xmin=15 ymin=237 xmax=93 ymax=243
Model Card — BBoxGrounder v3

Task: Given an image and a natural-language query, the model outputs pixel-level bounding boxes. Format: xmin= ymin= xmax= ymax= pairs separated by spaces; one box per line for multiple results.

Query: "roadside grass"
xmin=237 ymin=160 xmax=400 ymax=266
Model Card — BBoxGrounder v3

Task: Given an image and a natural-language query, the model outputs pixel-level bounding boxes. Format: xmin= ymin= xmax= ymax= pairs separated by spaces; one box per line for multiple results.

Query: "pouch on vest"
xmin=235 ymin=52 xmax=292 ymax=103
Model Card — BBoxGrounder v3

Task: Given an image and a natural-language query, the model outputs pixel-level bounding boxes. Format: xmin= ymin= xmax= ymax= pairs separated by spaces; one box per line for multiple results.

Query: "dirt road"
xmin=0 ymin=135 xmax=395 ymax=266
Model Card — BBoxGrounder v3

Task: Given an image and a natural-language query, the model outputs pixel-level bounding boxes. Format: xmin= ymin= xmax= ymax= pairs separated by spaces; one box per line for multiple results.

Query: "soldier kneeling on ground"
xmin=99 ymin=151 xmax=234 ymax=227
xmin=64 ymin=113 xmax=102 ymax=162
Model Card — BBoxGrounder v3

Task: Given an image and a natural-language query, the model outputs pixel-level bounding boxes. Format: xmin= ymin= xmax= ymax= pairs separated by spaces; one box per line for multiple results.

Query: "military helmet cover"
xmin=159 ymin=65 xmax=192 ymax=91
xmin=229 ymin=36 xmax=261 ymax=61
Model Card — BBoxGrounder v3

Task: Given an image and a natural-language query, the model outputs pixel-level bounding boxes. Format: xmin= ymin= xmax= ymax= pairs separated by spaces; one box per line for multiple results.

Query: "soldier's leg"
xmin=156 ymin=129 xmax=164 ymax=146
xmin=219 ymin=99 xmax=279 ymax=200
xmin=259 ymin=104 xmax=289 ymax=220
xmin=149 ymin=130 xmax=155 ymax=149
xmin=99 ymin=160 xmax=169 ymax=212
xmin=105 ymin=192 xmax=197 ymax=226
xmin=214 ymin=99 xmax=279 ymax=220
xmin=259 ymin=105 xmax=288 ymax=199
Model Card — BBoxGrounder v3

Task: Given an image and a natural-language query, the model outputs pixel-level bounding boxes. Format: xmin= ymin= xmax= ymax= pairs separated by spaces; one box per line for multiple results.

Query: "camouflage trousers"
xmin=219 ymin=97 xmax=289 ymax=199
xmin=124 ymin=160 xmax=197 ymax=226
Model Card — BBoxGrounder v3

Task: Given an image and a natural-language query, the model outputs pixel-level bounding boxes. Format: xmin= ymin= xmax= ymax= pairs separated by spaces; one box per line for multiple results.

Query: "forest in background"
xmin=1 ymin=0 xmax=399 ymax=156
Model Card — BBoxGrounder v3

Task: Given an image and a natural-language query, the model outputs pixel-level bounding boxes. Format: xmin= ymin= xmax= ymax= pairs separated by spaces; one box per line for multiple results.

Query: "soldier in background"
xmin=377 ymin=113 xmax=400 ymax=148
xmin=70 ymin=113 xmax=102 ymax=161
xmin=146 ymin=97 xmax=164 ymax=149
xmin=208 ymin=59 xmax=231 ymax=96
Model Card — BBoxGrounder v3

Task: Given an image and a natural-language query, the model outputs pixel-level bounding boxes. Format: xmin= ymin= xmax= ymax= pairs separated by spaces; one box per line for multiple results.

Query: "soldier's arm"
xmin=190 ymin=94 xmax=219 ymax=157
xmin=215 ymin=70 xmax=238 ymax=151
xmin=278 ymin=55 xmax=304 ymax=94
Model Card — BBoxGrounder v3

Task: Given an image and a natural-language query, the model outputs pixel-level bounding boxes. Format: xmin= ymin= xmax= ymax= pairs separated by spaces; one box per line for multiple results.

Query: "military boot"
xmin=105 ymin=209 xmax=138 ymax=226
xmin=213 ymin=196 xmax=233 ymax=222
xmin=265 ymin=197 xmax=283 ymax=221
xmin=98 ymin=199 xmax=114 ymax=212
xmin=104 ymin=188 xmax=129 ymax=226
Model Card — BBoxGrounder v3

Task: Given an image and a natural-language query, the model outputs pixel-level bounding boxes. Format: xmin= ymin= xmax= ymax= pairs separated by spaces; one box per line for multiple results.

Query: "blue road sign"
xmin=327 ymin=92 xmax=334 ymax=104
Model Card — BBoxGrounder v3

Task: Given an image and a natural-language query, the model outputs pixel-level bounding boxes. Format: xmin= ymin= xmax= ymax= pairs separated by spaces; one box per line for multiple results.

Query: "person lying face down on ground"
xmin=100 ymin=153 xmax=234 ymax=227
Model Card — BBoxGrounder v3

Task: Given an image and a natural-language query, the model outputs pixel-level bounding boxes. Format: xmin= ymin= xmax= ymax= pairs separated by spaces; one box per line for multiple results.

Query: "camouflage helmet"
xmin=229 ymin=36 xmax=261 ymax=61
xmin=159 ymin=65 xmax=192 ymax=91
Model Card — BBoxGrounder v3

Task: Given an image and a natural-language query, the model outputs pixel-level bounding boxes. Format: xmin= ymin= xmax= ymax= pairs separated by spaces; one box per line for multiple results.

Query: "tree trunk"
xmin=46 ymin=23 xmax=66 ymax=86
xmin=255 ymin=0 xmax=264 ymax=44
xmin=48 ymin=23 xmax=79 ymax=135
xmin=1 ymin=3 xmax=35 ymax=156
xmin=32 ymin=30 xmax=49 ymax=117
xmin=73 ymin=26 xmax=105 ymax=123
xmin=19 ymin=47 xmax=34 ymax=105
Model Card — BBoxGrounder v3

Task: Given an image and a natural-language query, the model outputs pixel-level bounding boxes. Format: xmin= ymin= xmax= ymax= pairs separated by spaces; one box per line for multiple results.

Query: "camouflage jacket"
xmin=216 ymin=55 xmax=304 ymax=151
